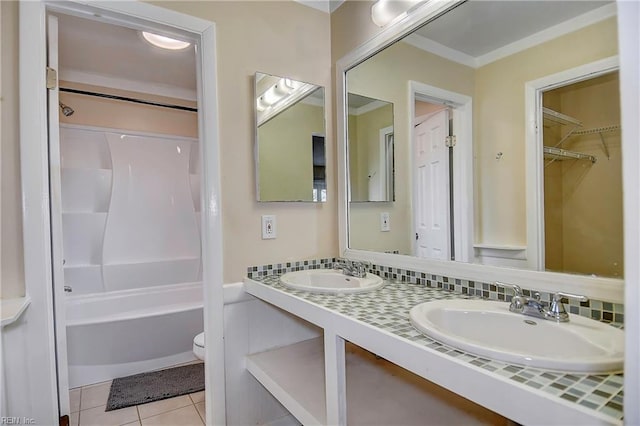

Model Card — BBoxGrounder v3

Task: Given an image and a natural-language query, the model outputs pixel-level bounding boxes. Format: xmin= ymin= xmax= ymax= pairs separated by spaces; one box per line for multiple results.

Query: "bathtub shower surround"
xmin=61 ymin=124 xmax=204 ymax=387
xmin=60 ymin=124 xmax=202 ymax=295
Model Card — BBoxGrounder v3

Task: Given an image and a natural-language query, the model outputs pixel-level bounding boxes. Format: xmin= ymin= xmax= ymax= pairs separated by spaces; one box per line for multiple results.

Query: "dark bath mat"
xmin=106 ymin=363 xmax=204 ymax=411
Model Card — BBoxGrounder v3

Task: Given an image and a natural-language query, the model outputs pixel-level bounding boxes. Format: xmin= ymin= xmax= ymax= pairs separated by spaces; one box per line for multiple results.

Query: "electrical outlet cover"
xmin=262 ymin=215 xmax=276 ymax=239
xmin=381 ymin=212 xmax=390 ymax=232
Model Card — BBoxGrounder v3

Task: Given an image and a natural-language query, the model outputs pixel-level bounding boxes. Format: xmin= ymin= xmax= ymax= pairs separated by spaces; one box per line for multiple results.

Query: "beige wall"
xmin=153 ymin=1 xmax=335 ymax=282
xmin=1 ymin=0 xmax=24 ymax=299
xmin=475 ymin=18 xmax=618 ymax=245
xmin=258 ymin=102 xmax=324 ymax=201
xmin=59 ymin=82 xmax=198 ymax=137
xmin=544 ymin=72 xmax=623 ymax=277
xmin=330 ymin=0 xmax=379 ymax=63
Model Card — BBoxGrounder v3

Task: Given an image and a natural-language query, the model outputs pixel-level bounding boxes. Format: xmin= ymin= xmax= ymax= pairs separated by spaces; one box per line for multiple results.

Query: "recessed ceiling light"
xmin=142 ymin=31 xmax=191 ymax=50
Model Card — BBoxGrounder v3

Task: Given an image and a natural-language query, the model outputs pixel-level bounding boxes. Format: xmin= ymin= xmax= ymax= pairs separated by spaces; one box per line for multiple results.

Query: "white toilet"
xmin=193 ymin=332 xmax=205 ymax=360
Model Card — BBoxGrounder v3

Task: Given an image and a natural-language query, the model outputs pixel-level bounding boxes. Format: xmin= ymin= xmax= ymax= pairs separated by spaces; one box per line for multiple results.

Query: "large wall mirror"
xmin=340 ymin=0 xmax=623 ymax=299
xmin=255 ymin=72 xmax=326 ymax=202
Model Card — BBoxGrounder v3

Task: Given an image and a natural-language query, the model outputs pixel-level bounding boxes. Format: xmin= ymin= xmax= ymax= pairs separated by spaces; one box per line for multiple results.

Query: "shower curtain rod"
xmin=59 ymin=87 xmax=198 ymax=112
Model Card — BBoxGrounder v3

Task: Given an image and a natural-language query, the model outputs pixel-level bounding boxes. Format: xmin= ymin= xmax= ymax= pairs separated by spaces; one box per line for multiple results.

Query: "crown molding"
xmin=401 ymin=3 xmax=617 ymax=69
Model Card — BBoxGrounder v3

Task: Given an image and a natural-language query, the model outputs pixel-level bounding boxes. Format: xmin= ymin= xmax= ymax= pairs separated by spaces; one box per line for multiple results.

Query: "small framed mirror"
xmin=347 ymin=93 xmax=394 ymax=202
xmin=255 ymin=72 xmax=326 ymax=202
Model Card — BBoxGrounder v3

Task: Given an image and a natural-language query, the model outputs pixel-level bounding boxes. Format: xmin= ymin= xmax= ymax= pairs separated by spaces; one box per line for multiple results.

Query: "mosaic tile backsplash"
xmin=246 ymin=259 xmax=625 ymax=423
xmin=246 ymin=257 xmax=624 ymax=324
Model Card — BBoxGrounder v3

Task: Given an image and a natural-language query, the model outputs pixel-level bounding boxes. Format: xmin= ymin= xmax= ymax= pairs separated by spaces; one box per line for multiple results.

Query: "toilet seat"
xmin=193 ymin=332 xmax=205 ymax=360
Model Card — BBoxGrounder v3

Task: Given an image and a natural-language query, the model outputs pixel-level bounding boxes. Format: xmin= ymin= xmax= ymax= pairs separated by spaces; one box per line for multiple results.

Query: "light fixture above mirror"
xmin=256 ymin=75 xmax=320 ymax=126
xmin=371 ymin=0 xmax=425 ymax=27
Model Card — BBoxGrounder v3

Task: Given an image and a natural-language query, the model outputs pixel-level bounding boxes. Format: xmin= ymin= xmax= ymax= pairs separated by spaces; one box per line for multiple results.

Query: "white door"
xmin=47 ymin=14 xmax=71 ymax=418
xmin=414 ymin=109 xmax=451 ymax=260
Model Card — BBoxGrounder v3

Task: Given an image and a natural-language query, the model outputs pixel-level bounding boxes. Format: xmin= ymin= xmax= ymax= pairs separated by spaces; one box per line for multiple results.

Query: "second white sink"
xmin=409 ymin=299 xmax=624 ymax=373
xmin=280 ymin=269 xmax=384 ymax=294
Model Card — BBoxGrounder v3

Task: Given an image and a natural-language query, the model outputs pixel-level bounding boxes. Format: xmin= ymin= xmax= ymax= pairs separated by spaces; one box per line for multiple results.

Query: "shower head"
xmin=59 ymin=101 xmax=74 ymax=117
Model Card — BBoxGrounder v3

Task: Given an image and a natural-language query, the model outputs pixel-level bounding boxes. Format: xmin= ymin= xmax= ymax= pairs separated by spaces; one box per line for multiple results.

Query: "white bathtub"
xmin=65 ymin=282 xmax=203 ymax=388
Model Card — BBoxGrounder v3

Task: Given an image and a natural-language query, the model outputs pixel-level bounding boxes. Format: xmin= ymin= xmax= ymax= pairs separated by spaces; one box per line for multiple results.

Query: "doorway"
xmin=541 ymin=72 xmax=622 ymax=278
xmin=19 ymin=2 xmax=224 ymax=424
xmin=524 ymin=56 xmax=620 ymax=275
xmin=409 ymin=81 xmax=473 ymax=263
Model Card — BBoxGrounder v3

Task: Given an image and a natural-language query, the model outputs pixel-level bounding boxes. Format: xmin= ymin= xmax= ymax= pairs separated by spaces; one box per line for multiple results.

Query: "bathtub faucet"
xmin=334 ymin=259 xmax=370 ymax=278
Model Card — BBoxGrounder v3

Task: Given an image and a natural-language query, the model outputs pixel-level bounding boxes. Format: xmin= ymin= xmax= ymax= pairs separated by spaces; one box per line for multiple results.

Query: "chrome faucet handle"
xmin=494 ymin=282 xmax=524 ymax=313
xmin=548 ymin=292 xmax=588 ymax=322
xmin=494 ymin=281 xmax=523 ymax=296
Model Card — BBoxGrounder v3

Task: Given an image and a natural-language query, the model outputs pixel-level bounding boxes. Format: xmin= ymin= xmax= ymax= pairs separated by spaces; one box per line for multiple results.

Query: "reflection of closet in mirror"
xmin=542 ymin=71 xmax=622 ymax=278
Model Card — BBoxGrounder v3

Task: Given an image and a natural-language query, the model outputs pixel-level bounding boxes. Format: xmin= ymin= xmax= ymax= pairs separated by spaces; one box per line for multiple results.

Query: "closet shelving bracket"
xmin=543 ymin=146 xmax=597 ymax=164
xmin=541 ymin=107 xmax=615 ymax=164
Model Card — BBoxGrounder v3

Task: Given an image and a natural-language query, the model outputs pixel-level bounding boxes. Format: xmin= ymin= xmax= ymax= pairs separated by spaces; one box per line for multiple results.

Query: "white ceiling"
xmin=57 ymin=13 xmax=197 ymax=100
xmin=411 ymin=0 xmax=612 ymax=62
xmin=416 ymin=0 xmax=611 ymax=56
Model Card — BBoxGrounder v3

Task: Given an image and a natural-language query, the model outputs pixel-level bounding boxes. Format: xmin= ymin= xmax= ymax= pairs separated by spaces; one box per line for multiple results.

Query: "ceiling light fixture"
xmin=142 ymin=31 xmax=191 ymax=50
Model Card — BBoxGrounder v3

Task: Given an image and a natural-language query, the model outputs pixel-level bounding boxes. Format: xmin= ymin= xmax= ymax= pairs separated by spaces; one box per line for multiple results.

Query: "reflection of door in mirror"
xmin=414 ymin=107 xmax=451 ymax=260
xmin=542 ymin=71 xmax=622 ymax=278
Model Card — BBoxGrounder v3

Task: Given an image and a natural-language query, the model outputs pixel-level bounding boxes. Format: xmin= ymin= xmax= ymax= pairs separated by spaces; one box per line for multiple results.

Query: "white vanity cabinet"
xmin=243 ymin=277 xmax=622 ymax=426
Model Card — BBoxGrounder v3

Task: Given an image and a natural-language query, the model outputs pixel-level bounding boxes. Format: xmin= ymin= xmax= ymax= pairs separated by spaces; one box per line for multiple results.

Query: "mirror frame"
xmin=336 ymin=0 xmax=624 ymax=303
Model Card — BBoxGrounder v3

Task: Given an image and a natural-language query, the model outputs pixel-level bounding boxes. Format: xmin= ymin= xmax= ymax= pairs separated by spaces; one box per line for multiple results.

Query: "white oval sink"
xmin=409 ymin=299 xmax=624 ymax=373
xmin=280 ymin=269 xmax=384 ymax=294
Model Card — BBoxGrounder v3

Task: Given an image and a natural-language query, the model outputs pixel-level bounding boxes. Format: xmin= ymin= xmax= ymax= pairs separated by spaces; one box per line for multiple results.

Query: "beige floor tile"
xmin=141 ymin=405 xmax=203 ymax=426
xmin=79 ymin=404 xmax=138 ymax=426
xmin=69 ymin=411 xmax=79 ymax=426
xmin=137 ymin=395 xmax=192 ymax=419
xmin=194 ymin=401 xmax=205 ymax=423
xmin=189 ymin=391 xmax=204 ymax=404
xmin=122 ymin=422 xmax=141 ymax=426
xmin=70 ymin=388 xmax=81 ymax=413
xmin=81 ymin=381 xmax=112 ymax=410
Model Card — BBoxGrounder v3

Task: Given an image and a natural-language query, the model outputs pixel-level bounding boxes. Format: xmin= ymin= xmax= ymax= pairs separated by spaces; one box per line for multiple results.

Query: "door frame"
xmin=524 ymin=56 xmax=619 ymax=271
xmin=19 ymin=2 xmax=225 ymax=424
xmin=409 ymin=81 xmax=473 ymax=263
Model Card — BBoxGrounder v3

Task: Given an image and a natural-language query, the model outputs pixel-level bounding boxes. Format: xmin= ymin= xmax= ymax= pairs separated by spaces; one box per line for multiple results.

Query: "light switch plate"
xmin=262 ymin=215 xmax=276 ymax=239
xmin=381 ymin=212 xmax=390 ymax=232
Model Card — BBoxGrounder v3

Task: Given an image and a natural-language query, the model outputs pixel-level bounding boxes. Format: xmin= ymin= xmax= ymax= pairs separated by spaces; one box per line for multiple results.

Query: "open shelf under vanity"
xmin=247 ymin=337 xmax=507 ymax=425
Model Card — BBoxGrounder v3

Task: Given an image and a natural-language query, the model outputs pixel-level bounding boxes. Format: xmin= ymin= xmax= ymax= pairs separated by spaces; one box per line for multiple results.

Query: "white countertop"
xmin=245 ymin=276 xmax=623 ymax=425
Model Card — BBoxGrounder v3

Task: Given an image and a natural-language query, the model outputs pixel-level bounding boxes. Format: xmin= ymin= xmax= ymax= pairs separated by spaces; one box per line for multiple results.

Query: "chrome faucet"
xmin=494 ymin=282 xmax=588 ymax=323
xmin=334 ymin=259 xmax=370 ymax=278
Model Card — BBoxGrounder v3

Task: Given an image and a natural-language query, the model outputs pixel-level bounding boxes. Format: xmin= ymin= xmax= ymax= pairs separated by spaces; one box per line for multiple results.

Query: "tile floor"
xmin=69 ymin=366 xmax=205 ymax=426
